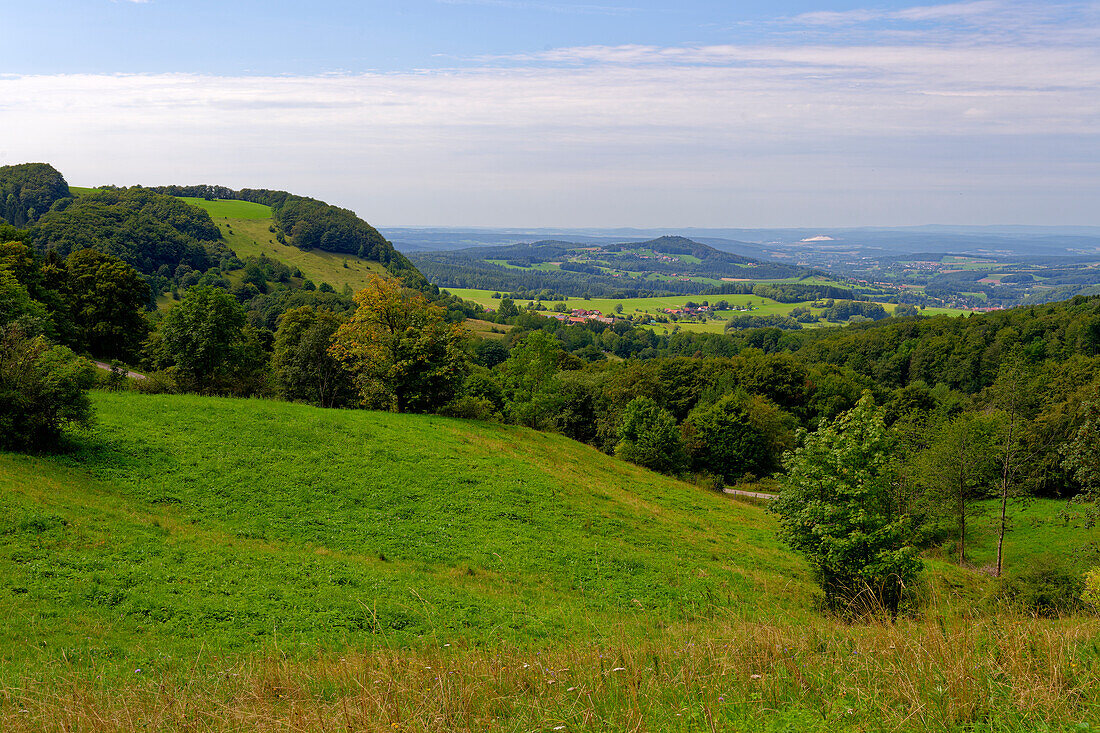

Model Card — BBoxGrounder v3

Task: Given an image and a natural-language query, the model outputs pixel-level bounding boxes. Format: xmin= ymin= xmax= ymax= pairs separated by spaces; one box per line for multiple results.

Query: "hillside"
xmin=185 ymin=196 xmax=394 ymax=292
xmin=410 ymin=235 xmax=824 ymax=299
xmin=0 ymin=391 xmax=810 ymax=669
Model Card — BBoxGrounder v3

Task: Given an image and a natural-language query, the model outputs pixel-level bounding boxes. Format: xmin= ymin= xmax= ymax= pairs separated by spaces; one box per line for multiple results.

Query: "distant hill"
xmin=0 ymin=162 xmax=70 ymax=227
xmin=0 ymin=164 xmax=425 ymax=289
xmin=411 ymin=234 xmax=819 ymax=299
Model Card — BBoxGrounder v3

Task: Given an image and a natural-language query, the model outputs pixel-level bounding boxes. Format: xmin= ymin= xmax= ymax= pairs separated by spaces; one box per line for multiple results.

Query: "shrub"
xmin=0 ymin=324 xmax=96 ymax=450
xmin=1083 ymin=567 xmax=1100 ymax=608
xmin=998 ymin=555 xmax=1086 ymax=617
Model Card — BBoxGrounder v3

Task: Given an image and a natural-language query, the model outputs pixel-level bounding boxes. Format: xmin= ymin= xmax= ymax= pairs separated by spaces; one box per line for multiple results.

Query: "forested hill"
xmin=0 ymin=164 xmax=424 ymax=289
xmin=0 ymin=163 xmax=71 ymax=227
xmin=147 ymin=183 xmax=422 ymax=285
xmin=411 ymin=234 xmax=815 ymax=298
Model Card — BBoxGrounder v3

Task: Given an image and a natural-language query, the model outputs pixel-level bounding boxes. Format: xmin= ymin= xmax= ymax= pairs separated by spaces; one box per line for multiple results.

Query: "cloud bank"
xmin=2 ymin=1 xmax=1098 ymax=226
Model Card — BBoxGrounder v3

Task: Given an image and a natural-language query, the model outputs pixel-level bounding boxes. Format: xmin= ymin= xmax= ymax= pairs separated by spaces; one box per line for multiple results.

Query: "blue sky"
xmin=2 ymin=1 xmax=1099 ymax=226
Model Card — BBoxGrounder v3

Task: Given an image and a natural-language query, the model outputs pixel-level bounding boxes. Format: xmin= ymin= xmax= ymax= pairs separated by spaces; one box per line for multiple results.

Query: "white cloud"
xmin=2 ymin=2 xmax=1098 ymax=226
xmin=793 ymin=1 xmax=999 ymax=26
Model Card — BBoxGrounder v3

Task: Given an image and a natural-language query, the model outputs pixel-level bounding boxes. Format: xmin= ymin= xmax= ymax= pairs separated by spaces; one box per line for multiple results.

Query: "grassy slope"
xmin=961 ymin=499 xmax=1100 ymax=573
xmin=186 ymin=199 xmax=391 ymax=291
xmin=68 ymin=190 xmax=391 ymax=291
xmin=0 ymin=391 xmax=808 ymax=672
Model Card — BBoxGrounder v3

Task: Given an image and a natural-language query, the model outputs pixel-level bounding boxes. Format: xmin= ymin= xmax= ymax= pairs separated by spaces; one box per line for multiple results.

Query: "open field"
xmin=3 ymin=392 xmax=1100 ymax=730
xmin=0 ymin=392 xmax=807 ymax=671
xmin=445 ymin=287 xmax=972 ymax=334
xmin=955 ymin=499 xmax=1099 ymax=573
xmin=179 ymin=196 xmax=273 ymax=220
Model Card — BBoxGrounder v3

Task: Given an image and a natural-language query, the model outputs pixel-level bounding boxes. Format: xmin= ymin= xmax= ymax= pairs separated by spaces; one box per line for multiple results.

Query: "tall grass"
xmin=2 ymin=614 xmax=1098 ymax=732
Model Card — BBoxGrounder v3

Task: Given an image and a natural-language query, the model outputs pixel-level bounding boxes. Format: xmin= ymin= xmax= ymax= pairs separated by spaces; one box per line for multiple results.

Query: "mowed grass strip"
xmin=0 ymin=392 xmax=809 ymax=670
xmin=178 ymin=196 xmax=273 ymax=220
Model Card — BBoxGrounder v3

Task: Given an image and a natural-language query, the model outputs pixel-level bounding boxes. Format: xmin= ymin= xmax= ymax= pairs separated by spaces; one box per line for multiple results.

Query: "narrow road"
xmin=723 ymin=488 xmax=775 ymax=501
xmin=92 ymin=361 xmax=147 ymax=380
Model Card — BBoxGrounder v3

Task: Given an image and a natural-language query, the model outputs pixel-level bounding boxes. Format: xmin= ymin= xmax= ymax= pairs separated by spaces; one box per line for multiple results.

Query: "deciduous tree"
xmin=772 ymin=394 xmax=922 ymax=616
xmin=330 ymin=276 xmax=468 ymax=413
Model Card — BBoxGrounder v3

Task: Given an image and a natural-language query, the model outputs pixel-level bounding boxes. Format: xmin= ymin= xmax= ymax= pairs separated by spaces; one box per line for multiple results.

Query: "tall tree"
xmin=681 ymin=394 xmax=771 ymax=483
xmin=771 ymin=394 xmax=922 ymax=616
xmin=59 ymin=248 xmax=150 ymax=361
xmin=272 ymin=306 xmax=355 ymax=408
xmin=991 ymin=357 xmax=1038 ymax=577
xmin=330 ymin=276 xmax=468 ymax=413
xmin=914 ymin=412 xmax=1000 ymax=564
xmin=615 ymin=396 xmax=686 ymax=474
xmin=146 ymin=285 xmax=268 ymax=395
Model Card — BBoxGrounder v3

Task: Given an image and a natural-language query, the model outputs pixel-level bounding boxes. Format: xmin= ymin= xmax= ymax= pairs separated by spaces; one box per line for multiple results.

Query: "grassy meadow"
xmin=0 ymin=392 xmax=808 ymax=665
xmin=2 ymin=391 xmax=1100 ymax=731
xmin=212 ymin=216 xmax=390 ymax=291
xmin=179 ymin=196 xmax=273 ymax=220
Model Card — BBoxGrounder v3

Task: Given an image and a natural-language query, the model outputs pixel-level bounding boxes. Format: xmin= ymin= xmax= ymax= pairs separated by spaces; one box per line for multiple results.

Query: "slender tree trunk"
xmin=958 ymin=467 xmax=966 ymax=564
xmin=996 ymin=412 xmax=1015 ymax=578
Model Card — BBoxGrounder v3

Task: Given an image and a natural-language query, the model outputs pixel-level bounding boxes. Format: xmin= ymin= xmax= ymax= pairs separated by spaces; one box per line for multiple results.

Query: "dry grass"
xmin=3 ymin=614 xmax=1098 ymax=732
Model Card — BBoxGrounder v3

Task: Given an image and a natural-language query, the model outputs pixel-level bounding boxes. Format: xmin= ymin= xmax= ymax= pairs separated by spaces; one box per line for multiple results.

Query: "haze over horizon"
xmin=2 ymin=0 xmax=1098 ymax=228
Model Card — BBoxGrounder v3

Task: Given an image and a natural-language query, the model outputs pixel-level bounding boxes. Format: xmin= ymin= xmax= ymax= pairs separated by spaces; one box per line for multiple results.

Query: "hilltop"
xmin=409 ymin=234 xmax=824 ymax=300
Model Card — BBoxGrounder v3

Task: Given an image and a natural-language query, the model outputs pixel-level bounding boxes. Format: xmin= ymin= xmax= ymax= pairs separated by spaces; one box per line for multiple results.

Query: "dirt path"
xmin=92 ymin=361 xmax=147 ymax=381
xmin=723 ymin=488 xmax=775 ymax=501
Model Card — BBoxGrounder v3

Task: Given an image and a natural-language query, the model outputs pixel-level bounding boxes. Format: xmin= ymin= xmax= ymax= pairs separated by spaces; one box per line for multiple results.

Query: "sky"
xmin=1 ymin=0 xmax=1099 ymax=227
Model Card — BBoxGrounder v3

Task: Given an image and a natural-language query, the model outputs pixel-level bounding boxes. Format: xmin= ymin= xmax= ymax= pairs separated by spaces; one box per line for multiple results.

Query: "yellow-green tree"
xmin=330 ymin=277 xmax=468 ymax=413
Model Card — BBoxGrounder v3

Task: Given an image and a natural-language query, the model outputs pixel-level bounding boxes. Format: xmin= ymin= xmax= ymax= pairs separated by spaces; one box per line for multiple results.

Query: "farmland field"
xmin=444 ymin=287 xmax=972 ymax=333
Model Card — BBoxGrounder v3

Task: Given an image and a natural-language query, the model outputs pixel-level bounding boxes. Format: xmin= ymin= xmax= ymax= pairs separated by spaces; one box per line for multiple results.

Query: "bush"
xmin=998 ymin=555 xmax=1086 ymax=617
xmin=1083 ymin=568 xmax=1100 ymax=608
xmin=0 ymin=324 xmax=96 ymax=450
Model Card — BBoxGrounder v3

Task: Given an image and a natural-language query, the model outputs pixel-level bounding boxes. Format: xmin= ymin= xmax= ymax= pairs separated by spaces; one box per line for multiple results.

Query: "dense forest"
xmin=0 ymin=163 xmax=71 ymax=227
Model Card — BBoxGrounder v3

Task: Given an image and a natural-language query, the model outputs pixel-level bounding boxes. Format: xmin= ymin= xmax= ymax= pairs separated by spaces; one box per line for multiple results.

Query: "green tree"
xmin=146 ymin=285 xmax=267 ymax=394
xmin=272 ymin=306 xmax=355 ymax=408
xmin=914 ymin=412 xmax=1000 ymax=563
xmin=330 ymin=276 xmax=468 ymax=413
xmin=499 ymin=330 xmax=568 ymax=428
xmin=1061 ymin=400 xmax=1100 ymax=525
xmin=615 ymin=396 xmax=686 ymax=474
xmin=0 ymin=324 xmax=95 ymax=450
xmin=681 ymin=394 xmax=771 ymax=483
xmin=497 ymin=297 xmax=519 ymax=317
xmin=771 ymin=394 xmax=922 ymax=616
xmin=990 ymin=357 xmax=1037 ymax=577
xmin=0 ymin=265 xmax=48 ymax=330
xmin=60 ymin=248 xmax=150 ymax=360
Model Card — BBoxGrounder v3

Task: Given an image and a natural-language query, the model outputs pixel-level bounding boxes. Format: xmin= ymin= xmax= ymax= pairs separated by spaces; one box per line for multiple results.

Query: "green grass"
xmin=215 ymin=216 xmax=389 ymax=291
xmin=5 ymin=394 xmax=1100 ymax=731
xmin=957 ymin=499 xmax=1100 ymax=573
xmin=178 ymin=196 xmax=273 ymax=220
xmin=0 ymin=391 xmax=808 ymax=671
